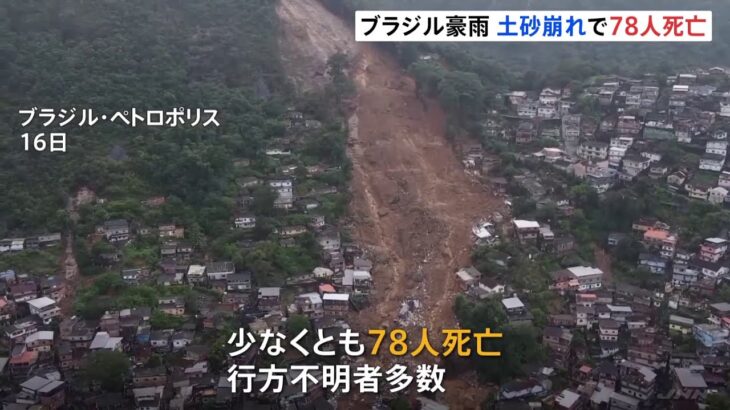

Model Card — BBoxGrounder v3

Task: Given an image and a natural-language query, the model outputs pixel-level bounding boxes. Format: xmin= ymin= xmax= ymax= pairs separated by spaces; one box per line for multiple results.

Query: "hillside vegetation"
xmin=0 ymin=0 xmax=286 ymax=235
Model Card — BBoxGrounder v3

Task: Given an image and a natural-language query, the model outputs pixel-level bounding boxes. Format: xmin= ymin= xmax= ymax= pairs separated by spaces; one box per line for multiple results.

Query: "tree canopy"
xmin=0 ymin=0 xmax=288 ymax=236
xmin=453 ymin=295 xmax=545 ymax=383
xmin=83 ymin=350 xmax=130 ymax=392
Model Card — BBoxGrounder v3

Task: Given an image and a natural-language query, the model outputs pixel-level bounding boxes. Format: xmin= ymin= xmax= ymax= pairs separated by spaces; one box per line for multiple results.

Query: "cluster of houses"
xmin=0 ymin=271 xmax=69 ymax=408
xmin=458 ymin=70 xmax=730 ymax=410
xmin=467 ymin=214 xmax=730 ymax=409
xmin=4 ymin=58 xmax=730 ymax=408
xmin=526 ymin=273 xmax=730 ymax=410
xmin=456 ymin=266 xmax=506 ymax=301
xmin=233 ymin=111 xmax=340 ymax=224
xmin=455 ymin=66 xmax=730 ymax=409
xmin=1 ymin=243 xmax=375 ymax=409
xmin=88 ymin=217 xmax=196 ymax=265
xmin=0 ymin=109 xmax=368 ymax=408
xmin=578 ymin=72 xmax=730 ymax=202
xmin=458 ymin=256 xmax=730 ymax=410
xmin=453 ymin=176 xmax=730 ymax=410
xmin=508 ymin=87 xmax=573 ymax=122
xmin=241 ymin=173 xmax=340 ymax=216
xmin=511 ymin=218 xmax=577 ymax=256
xmin=609 ymin=217 xmax=730 ymax=301
xmin=75 ymin=115 xmax=342 ymax=266
xmin=478 ymin=70 xmax=730 ymax=205
xmin=286 ymin=250 xmax=374 ymax=320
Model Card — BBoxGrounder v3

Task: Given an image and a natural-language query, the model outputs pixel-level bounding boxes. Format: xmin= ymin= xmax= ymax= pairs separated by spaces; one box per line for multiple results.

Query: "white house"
xmin=640 ymin=150 xmax=662 ymax=163
xmin=576 ymin=305 xmax=593 ymax=327
xmin=318 ymin=228 xmax=341 ymax=251
xmin=150 ymin=331 xmax=170 ymax=349
xmin=720 ymin=102 xmax=730 ymax=118
xmin=269 ymin=178 xmax=294 ymax=210
xmin=685 ymin=182 xmax=711 ymax=201
xmin=9 ymin=238 xmax=24 ymax=252
xmin=719 ymin=171 xmax=730 ymax=189
xmin=103 ymin=219 xmax=129 ymax=242
xmin=699 ymin=153 xmax=725 ymax=172
xmin=27 ymin=297 xmax=61 ymax=324
xmin=693 ymin=259 xmax=730 ymax=279
xmin=24 ymin=330 xmax=54 ymax=352
xmin=172 ymin=331 xmax=194 ymax=350
xmin=539 ymin=88 xmax=561 ymax=105
xmin=562 ymin=114 xmax=581 ymax=139
xmin=90 ymin=331 xmax=123 ymax=351
xmin=578 ymin=142 xmax=609 ymax=160
xmin=675 ymin=123 xmax=693 ymax=143
xmin=517 ymin=101 xmax=538 ymax=118
xmin=186 ymin=265 xmax=206 ymax=283
xmin=625 ymin=90 xmax=642 ymax=108
xmin=609 ymin=147 xmax=628 ymax=168
xmin=551 ymin=266 xmax=603 ymax=292
xmin=706 ymin=140 xmax=728 ymax=156
xmin=712 ymin=129 xmax=728 ymax=140
xmin=599 ymin=319 xmax=620 ymax=341
xmin=564 ymin=266 xmax=603 ymax=291
xmin=226 ymin=272 xmax=252 ymax=292
xmin=206 ymin=261 xmax=234 ymax=281
xmin=534 ymin=147 xmax=565 ymax=163
xmin=456 ymin=267 xmax=480 ymax=290
xmin=622 ymin=155 xmax=651 ymax=178
xmin=265 ymin=148 xmax=292 ymax=156
xmin=475 ymin=278 xmax=506 ymax=298
xmin=610 ymin=136 xmax=634 ymax=148
xmin=538 ymin=104 xmax=557 ymax=119
xmin=502 ymin=296 xmax=526 ymax=314
xmin=234 ymin=215 xmax=256 ymax=229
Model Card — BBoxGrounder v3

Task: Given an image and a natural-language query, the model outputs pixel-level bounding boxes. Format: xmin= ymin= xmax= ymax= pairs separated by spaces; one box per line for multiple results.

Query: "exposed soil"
xmin=58 ymin=190 xmax=99 ymax=316
xmin=346 ymin=46 xmax=504 ymax=335
xmin=594 ymin=246 xmax=613 ymax=285
xmin=276 ymin=0 xmax=357 ymax=92
xmin=277 ymin=0 xmax=504 ymax=407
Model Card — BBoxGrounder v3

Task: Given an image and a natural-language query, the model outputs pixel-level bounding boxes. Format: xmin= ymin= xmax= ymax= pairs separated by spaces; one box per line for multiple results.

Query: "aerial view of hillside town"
xmin=1 ymin=0 xmax=730 ymax=409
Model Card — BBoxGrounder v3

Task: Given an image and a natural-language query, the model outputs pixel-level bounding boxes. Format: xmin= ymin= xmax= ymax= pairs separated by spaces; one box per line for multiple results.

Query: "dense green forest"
xmin=0 ymin=0 xmax=287 ymax=235
xmin=0 ymin=0 xmax=353 ymax=292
